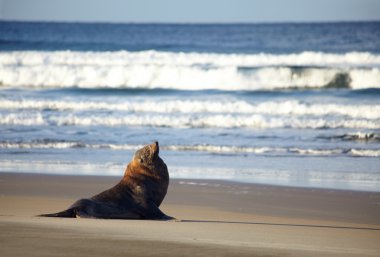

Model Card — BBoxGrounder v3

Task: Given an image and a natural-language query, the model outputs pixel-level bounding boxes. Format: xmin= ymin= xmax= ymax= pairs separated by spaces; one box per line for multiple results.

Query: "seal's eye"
xmin=139 ymin=158 xmax=144 ymax=163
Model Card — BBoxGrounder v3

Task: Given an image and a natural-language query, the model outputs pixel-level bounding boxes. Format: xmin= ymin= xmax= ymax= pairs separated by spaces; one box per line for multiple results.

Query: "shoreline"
xmin=1 ymin=172 xmax=380 ymax=256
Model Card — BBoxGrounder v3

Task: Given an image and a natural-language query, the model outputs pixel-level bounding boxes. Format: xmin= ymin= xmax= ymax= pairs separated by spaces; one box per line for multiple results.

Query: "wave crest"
xmin=1 ymin=99 xmax=379 ymax=120
xmin=1 ymin=140 xmax=379 ymax=157
xmin=1 ymin=50 xmax=380 ymax=90
xmin=321 ymin=132 xmax=380 ymax=142
xmin=1 ymin=111 xmax=379 ymax=129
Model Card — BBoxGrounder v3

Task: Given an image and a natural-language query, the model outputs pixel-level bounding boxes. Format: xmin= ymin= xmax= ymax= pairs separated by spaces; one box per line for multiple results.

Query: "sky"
xmin=0 ymin=0 xmax=379 ymax=23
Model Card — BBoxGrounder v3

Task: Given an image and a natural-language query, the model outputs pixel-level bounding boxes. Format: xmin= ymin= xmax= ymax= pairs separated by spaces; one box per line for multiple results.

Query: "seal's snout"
xmin=150 ymin=141 xmax=158 ymax=149
xmin=151 ymin=141 xmax=159 ymax=156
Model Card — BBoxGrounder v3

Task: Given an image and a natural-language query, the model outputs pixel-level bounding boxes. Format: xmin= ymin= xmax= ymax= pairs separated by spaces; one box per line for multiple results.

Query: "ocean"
xmin=0 ymin=21 xmax=379 ymax=191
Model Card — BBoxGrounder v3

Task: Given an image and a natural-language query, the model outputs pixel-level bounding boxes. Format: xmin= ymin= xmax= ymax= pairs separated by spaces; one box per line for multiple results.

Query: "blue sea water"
xmin=0 ymin=21 xmax=380 ymax=191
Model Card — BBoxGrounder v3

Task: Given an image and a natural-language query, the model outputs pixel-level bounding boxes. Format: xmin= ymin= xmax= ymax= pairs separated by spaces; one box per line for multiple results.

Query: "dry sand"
xmin=1 ymin=172 xmax=380 ymax=257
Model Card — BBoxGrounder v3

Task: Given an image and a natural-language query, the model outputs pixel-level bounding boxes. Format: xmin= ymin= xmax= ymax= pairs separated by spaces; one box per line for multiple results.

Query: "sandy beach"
xmin=0 ymin=172 xmax=380 ymax=257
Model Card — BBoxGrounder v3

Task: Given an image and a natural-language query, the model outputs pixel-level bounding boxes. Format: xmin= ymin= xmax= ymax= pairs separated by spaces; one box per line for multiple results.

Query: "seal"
xmin=39 ymin=141 xmax=174 ymax=220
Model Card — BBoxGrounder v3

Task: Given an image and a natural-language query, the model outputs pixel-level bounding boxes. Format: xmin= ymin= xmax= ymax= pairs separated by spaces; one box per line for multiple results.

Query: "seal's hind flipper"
xmin=38 ymin=208 xmax=76 ymax=218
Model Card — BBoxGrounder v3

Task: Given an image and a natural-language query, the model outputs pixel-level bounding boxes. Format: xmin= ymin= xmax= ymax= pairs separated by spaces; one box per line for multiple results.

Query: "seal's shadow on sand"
xmin=180 ymin=220 xmax=380 ymax=231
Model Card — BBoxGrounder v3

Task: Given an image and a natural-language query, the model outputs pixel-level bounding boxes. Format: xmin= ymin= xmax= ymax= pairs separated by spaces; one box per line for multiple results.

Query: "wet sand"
xmin=1 ymin=172 xmax=380 ymax=257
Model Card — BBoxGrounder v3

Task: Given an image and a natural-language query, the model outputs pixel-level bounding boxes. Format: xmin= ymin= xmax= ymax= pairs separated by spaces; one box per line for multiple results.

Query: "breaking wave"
xmin=1 ymin=50 xmax=380 ymax=90
xmin=1 ymin=99 xmax=380 ymax=120
xmin=1 ymin=140 xmax=379 ymax=157
xmin=320 ymin=132 xmax=380 ymax=142
xmin=1 ymin=112 xmax=379 ymax=129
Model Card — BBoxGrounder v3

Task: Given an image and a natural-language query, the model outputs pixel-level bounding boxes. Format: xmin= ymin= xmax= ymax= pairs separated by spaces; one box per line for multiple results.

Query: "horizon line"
xmin=1 ymin=18 xmax=380 ymax=25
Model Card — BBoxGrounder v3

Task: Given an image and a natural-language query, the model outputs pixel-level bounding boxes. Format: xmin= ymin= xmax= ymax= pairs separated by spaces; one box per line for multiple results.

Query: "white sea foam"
xmin=1 ymin=50 xmax=379 ymax=90
xmin=1 ymin=99 xmax=379 ymax=120
xmin=0 ymin=141 xmax=141 ymax=150
xmin=349 ymin=149 xmax=380 ymax=157
xmin=1 ymin=141 xmax=379 ymax=157
xmin=166 ymin=145 xmax=350 ymax=156
xmin=340 ymin=132 xmax=380 ymax=141
xmin=0 ymin=112 xmax=45 ymax=126
xmin=168 ymin=145 xmax=380 ymax=157
xmin=1 ymin=111 xmax=379 ymax=129
xmin=43 ymin=114 xmax=380 ymax=129
xmin=2 ymin=50 xmax=379 ymax=67
xmin=0 ymin=141 xmax=82 ymax=149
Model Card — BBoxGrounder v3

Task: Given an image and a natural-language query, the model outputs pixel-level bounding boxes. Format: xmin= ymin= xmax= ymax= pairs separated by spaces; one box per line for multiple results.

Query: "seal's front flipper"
xmin=159 ymin=212 xmax=177 ymax=221
xmin=162 ymin=215 xmax=180 ymax=221
xmin=142 ymin=201 xmax=176 ymax=221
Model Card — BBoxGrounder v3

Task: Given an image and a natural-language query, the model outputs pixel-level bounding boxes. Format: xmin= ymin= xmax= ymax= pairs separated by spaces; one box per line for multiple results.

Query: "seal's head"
xmin=125 ymin=141 xmax=169 ymax=206
xmin=132 ymin=141 xmax=160 ymax=168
